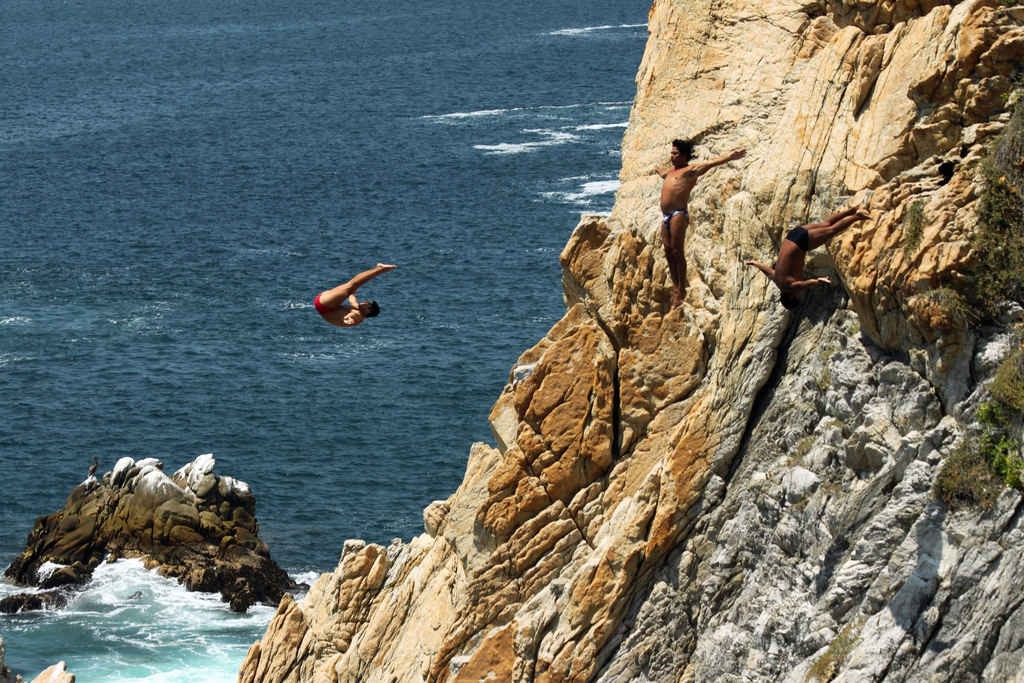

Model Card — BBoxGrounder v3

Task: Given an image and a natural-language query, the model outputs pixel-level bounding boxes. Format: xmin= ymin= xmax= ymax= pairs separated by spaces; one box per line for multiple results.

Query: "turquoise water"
xmin=0 ymin=0 xmax=648 ymax=678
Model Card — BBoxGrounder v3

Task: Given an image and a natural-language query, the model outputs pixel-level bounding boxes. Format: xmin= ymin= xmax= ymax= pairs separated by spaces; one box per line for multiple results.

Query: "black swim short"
xmin=785 ymin=226 xmax=810 ymax=251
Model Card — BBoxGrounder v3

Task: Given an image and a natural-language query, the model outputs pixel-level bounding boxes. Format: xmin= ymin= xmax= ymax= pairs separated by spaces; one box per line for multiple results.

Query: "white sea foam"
xmin=473 ymin=129 xmax=579 ymax=155
xmin=46 ymin=559 xmax=276 ymax=680
xmin=0 ymin=578 xmax=46 ymax=599
xmin=0 ymin=316 xmax=32 ymax=326
xmin=291 ymin=570 xmax=322 ymax=588
xmin=428 ymin=108 xmax=509 ymax=120
xmin=571 ymin=179 xmax=621 ymax=199
xmin=541 ymin=177 xmax=620 ymax=206
xmin=575 ymin=122 xmax=628 ymax=131
xmin=36 ymin=561 xmax=67 ymax=582
xmin=103 ymin=669 xmax=244 ymax=683
xmin=422 ymin=100 xmax=632 ymax=122
xmin=78 ymin=558 xmax=276 ymax=624
xmin=548 ymin=23 xmax=647 ymax=36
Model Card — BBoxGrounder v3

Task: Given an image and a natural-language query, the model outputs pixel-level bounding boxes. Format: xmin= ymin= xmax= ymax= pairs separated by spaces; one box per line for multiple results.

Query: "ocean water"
xmin=0 ymin=0 xmax=648 ymax=679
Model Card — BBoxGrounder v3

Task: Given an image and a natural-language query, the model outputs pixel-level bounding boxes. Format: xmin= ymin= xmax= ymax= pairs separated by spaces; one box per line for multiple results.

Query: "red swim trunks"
xmin=313 ymin=294 xmax=334 ymax=316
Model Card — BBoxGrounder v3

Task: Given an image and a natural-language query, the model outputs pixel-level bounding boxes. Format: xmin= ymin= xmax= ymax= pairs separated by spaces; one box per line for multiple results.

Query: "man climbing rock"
xmin=314 ymin=263 xmax=396 ymax=327
xmin=744 ymin=206 xmax=868 ymax=309
xmin=657 ymin=140 xmax=746 ymax=308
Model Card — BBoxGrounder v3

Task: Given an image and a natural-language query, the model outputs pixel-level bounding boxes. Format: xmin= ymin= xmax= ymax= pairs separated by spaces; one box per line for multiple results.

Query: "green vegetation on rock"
xmin=977 ymin=400 xmax=1024 ymax=490
xmin=937 ymin=349 xmax=1024 ymax=509
xmin=916 ymin=286 xmax=977 ymax=329
xmin=990 ymin=347 xmax=1024 ymax=412
xmin=807 ymin=620 xmax=862 ymax=682
xmin=971 ymin=98 xmax=1024 ymax=318
xmin=935 ymin=438 xmax=1004 ymax=510
xmin=903 ymin=199 xmax=925 ymax=253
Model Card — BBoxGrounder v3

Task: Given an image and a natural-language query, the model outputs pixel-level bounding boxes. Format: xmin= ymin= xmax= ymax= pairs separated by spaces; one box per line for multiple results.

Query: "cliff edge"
xmin=240 ymin=1 xmax=1024 ymax=680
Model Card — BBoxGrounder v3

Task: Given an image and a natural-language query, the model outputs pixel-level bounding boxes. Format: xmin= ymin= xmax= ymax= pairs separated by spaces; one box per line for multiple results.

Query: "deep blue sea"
xmin=0 ymin=1 xmax=648 ymax=679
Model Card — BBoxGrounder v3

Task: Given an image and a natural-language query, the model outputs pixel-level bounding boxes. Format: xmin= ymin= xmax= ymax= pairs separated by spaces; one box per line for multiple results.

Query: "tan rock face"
xmin=29 ymin=663 xmax=74 ymax=683
xmin=481 ymin=304 xmax=616 ymax=538
xmin=240 ymin=2 xmax=1024 ymax=682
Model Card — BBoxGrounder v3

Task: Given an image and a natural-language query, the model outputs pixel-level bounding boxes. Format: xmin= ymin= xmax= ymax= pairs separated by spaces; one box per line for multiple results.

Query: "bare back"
xmin=772 ymin=239 xmax=806 ymax=290
xmin=660 ymin=167 xmax=699 ymax=214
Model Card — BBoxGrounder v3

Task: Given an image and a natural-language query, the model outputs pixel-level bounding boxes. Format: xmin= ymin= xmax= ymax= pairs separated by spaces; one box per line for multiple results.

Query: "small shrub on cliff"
xmin=937 ymin=391 xmax=1024 ymax=509
xmin=971 ymin=100 xmax=1024 ymax=317
xmin=990 ymin=347 xmax=1024 ymax=412
xmin=903 ymin=199 xmax=925 ymax=252
xmin=789 ymin=435 xmax=816 ymax=466
xmin=806 ymin=620 xmax=862 ymax=682
xmin=977 ymin=401 xmax=1024 ymax=489
xmin=935 ymin=438 xmax=1003 ymax=510
xmin=909 ymin=287 xmax=977 ymax=333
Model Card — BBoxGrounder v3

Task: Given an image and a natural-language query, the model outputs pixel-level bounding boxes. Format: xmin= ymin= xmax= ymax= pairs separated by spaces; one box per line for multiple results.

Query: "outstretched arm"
xmin=744 ymin=260 xmax=774 ymax=279
xmin=687 ymin=148 xmax=746 ymax=177
xmin=789 ymin=276 xmax=831 ymax=289
xmin=654 ymin=165 xmax=670 ymax=178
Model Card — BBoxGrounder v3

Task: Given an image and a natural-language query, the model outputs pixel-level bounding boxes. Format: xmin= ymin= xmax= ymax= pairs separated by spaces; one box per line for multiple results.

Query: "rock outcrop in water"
xmin=5 ymin=454 xmax=293 ymax=613
xmin=240 ymin=1 xmax=1024 ymax=680
xmin=23 ymin=664 xmax=73 ymax=683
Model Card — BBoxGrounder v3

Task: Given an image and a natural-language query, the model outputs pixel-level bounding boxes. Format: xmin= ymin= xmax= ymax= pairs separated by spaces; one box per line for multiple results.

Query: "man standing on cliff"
xmin=314 ymin=263 xmax=396 ymax=327
xmin=744 ymin=206 xmax=868 ymax=309
xmin=657 ymin=140 xmax=746 ymax=308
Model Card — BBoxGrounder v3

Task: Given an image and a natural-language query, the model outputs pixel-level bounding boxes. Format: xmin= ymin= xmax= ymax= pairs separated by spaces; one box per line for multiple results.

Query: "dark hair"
xmin=365 ymin=301 xmax=381 ymax=317
xmin=672 ymin=139 xmax=695 ymax=159
xmin=779 ymin=292 xmax=800 ymax=310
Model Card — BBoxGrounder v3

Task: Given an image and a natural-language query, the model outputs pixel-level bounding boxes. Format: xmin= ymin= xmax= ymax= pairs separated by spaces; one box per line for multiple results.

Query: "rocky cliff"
xmin=239 ymin=1 xmax=1024 ymax=680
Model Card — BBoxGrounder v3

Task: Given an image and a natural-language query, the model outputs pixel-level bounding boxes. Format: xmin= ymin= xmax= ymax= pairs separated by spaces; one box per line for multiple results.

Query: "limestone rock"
xmin=29 ymin=663 xmax=73 ymax=683
xmin=0 ymin=648 xmax=77 ymax=683
xmin=6 ymin=454 xmax=293 ymax=613
xmin=239 ymin=2 xmax=1024 ymax=681
xmin=783 ymin=466 xmax=821 ymax=504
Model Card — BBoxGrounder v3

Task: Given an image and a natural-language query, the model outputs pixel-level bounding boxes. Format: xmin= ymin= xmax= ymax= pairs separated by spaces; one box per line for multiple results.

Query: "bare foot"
xmin=671 ymin=290 xmax=685 ymax=310
xmin=376 ymin=263 xmax=397 ymax=271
